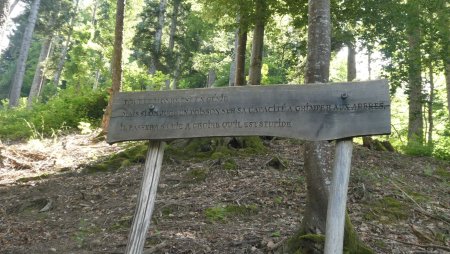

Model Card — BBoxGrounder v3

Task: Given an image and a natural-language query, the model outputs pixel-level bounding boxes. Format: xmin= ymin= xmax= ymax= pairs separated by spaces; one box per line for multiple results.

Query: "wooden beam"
xmin=324 ymin=139 xmax=353 ymax=254
xmin=125 ymin=141 xmax=165 ymax=254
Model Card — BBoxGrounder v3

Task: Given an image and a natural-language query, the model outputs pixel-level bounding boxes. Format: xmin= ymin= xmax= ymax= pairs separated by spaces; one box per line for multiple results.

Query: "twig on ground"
xmin=390 ymin=180 xmax=425 ymax=212
xmin=380 ymin=236 xmax=450 ymax=252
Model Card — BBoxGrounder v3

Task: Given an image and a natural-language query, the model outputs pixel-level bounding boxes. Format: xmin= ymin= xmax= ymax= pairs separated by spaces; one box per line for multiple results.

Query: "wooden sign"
xmin=107 ymin=80 xmax=390 ymax=143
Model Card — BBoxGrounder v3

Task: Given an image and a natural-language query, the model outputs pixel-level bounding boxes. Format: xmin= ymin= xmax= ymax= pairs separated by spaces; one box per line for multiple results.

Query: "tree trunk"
xmin=171 ymin=57 xmax=181 ymax=90
xmin=436 ymin=6 xmax=449 ymax=121
xmin=235 ymin=28 xmax=247 ymax=86
xmin=150 ymin=0 xmax=167 ymax=75
xmin=229 ymin=27 xmax=239 ymax=87
xmin=281 ymin=0 xmax=372 ymax=253
xmin=102 ymin=0 xmax=126 ymax=132
xmin=446 ymin=63 xmax=450 ymax=122
xmin=91 ymin=0 xmax=98 ymax=26
xmin=427 ymin=63 xmax=434 ymax=146
xmin=168 ymin=0 xmax=180 ymax=53
xmin=8 ymin=0 xmax=41 ymax=107
xmin=53 ymin=0 xmax=79 ymax=87
xmin=347 ymin=43 xmax=356 ymax=82
xmin=367 ymin=48 xmax=372 ymax=80
xmin=406 ymin=0 xmax=423 ymax=146
xmin=27 ymin=36 xmax=53 ymax=108
xmin=207 ymin=69 xmax=216 ymax=87
xmin=301 ymin=0 xmax=332 ymax=244
xmin=248 ymin=0 xmax=266 ymax=86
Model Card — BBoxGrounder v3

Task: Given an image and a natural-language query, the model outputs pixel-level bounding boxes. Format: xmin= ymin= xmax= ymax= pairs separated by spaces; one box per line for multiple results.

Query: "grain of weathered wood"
xmin=125 ymin=141 xmax=165 ymax=254
xmin=324 ymin=139 xmax=353 ymax=254
xmin=107 ymin=80 xmax=390 ymax=144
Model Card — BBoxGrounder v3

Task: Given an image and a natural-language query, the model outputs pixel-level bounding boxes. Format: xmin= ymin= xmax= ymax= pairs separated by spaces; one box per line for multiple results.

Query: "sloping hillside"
xmin=0 ymin=133 xmax=449 ymax=253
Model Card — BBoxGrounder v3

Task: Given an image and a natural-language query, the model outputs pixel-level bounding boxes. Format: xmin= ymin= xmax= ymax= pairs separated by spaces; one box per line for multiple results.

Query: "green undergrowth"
xmin=364 ymin=196 xmax=408 ymax=223
xmin=0 ymin=88 xmax=107 ymax=141
xmin=185 ymin=168 xmax=209 ymax=182
xmin=83 ymin=143 xmax=148 ymax=173
xmin=205 ymin=204 xmax=259 ymax=222
xmin=165 ymin=137 xmax=267 ymax=162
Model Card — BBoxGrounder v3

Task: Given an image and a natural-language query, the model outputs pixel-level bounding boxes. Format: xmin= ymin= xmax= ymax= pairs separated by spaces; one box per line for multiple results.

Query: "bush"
xmin=0 ymin=88 xmax=107 ymax=141
xmin=433 ymin=136 xmax=450 ymax=161
xmin=402 ymin=142 xmax=433 ymax=157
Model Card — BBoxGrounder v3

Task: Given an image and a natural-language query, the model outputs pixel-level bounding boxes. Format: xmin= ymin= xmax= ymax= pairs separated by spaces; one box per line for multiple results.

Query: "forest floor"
xmin=0 ymin=131 xmax=449 ymax=254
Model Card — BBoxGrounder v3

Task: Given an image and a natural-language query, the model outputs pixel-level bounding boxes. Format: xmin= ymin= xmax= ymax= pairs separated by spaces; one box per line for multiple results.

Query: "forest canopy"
xmin=0 ymin=0 xmax=449 ymax=159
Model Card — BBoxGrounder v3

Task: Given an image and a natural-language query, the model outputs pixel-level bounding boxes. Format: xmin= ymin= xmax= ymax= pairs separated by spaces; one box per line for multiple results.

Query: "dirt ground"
xmin=0 ymin=132 xmax=449 ymax=254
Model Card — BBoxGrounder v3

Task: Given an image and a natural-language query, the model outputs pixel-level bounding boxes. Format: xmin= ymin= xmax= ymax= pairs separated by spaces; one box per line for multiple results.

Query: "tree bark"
xmin=235 ymin=28 xmax=247 ymax=86
xmin=207 ymin=69 xmax=216 ymax=87
xmin=436 ymin=6 xmax=450 ymax=121
xmin=102 ymin=0 xmax=126 ymax=132
xmin=347 ymin=43 xmax=356 ymax=82
xmin=9 ymin=0 xmax=41 ymax=107
xmin=406 ymin=0 xmax=423 ymax=146
xmin=427 ymin=63 xmax=434 ymax=146
xmin=446 ymin=63 xmax=450 ymax=122
xmin=150 ymin=0 xmax=167 ymax=75
xmin=248 ymin=0 xmax=266 ymax=86
xmin=27 ymin=36 xmax=53 ymax=108
xmin=229 ymin=27 xmax=239 ymax=87
xmin=168 ymin=0 xmax=180 ymax=53
xmin=301 ymin=0 xmax=332 ymax=242
xmin=367 ymin=48 xmax=372 ymax=80
xmin=53 ymin=0 xmax=79 ymax=87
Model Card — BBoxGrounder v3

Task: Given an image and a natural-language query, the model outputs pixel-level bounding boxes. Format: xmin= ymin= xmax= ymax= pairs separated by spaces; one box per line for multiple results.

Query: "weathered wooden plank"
xmin=125 ymin=141 xmax=165 ymax=254
xmin=324 ymin=139 xmax=353 ymax=254
xmin=107 ymin=80 xmax=390 ymax=143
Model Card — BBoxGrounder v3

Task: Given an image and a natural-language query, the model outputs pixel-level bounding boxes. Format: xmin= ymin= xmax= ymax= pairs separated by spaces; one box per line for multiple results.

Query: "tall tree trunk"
xmin=91 ymin=0 xmax=98 ymax=26
xmin=229 ymin=25 xmax=239 ymax=86
xmin=446 ymin=63 xmax=450 ymax=122
xmin=367 ymin=47 xmax=372 ymax=80
xmin=406 ymin=0 xmax=423 ymax=146
xmin=300 ymin=0 xmax=332 ymax=246
xmin=168 ymin=0 xmax=180 ymax=53
xmin=436 ymin=5 xmax=450 ymax=121
xmin=347 ymin=43 xmax=356 ymax=81
xmin=27 ymin=36 xmax=53 ymax=108
xmin=248 ymin=0 xmax=266 ymax=86
xmin=427 ymin=63 xmax=434 ymax=146
xmin=235 ymin=28 xmax=247 ymax=86
xmin=150 ymin=0 xmax=167 ymax=75
xmin=8 ymin=0 xmax=41 ymax=107
xmin=102 ymin=0 xmax=126 ymax=132
xmin=207 ymin=69 xmax=216 ymax=87
xmin=53 ymin=0 xmax=79 ymax=87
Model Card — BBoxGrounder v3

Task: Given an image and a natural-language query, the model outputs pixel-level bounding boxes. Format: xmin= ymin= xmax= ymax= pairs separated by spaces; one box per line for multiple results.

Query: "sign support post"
xmin=324 ymin=138 xmax=353 ymax=254
xmin=125 ymin=141 xmax=165 ymax=254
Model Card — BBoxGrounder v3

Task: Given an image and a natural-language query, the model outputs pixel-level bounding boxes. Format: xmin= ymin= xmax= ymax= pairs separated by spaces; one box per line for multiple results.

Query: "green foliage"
xmin=185 ymin=168 xmax=209 ymax=182
xmin=433 ymin=136 xmax=450 ymax=161
xmin=204 ymin=204 xmax=258 ymax=222
xmin=403 ymin=142 xmax=433 ymax=157
xmin=0 ymin=88 xmax=107 ymax=141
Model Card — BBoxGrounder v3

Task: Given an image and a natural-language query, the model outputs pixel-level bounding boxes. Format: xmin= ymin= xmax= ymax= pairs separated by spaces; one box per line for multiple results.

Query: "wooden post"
xmin=125 ymin=141 xmax=165 ymax=254
xmin=324 ymin=139 xmax=353 ymax=254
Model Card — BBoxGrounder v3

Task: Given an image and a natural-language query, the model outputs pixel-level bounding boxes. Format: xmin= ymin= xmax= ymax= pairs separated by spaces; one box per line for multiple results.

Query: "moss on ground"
xmin=364 ymin=196 xmax=408 ymax=223
xmin=83 ymin=143 xmax=148 ymax=173
xmin=205 ymin=204 xmax=259 ymax=222
xmin=165 ymin=137 xmax=267 ymax=162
